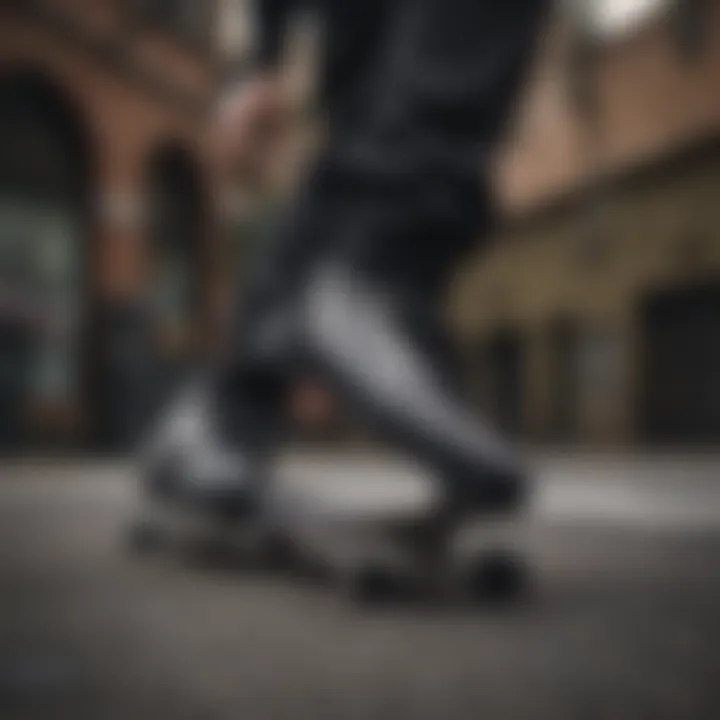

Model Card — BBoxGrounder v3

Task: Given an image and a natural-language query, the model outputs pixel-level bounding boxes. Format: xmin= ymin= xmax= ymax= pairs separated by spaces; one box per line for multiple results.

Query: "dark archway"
xmin=0 ymin=69 xmax=93 ymax=450
xmin=478 ymin=328 xmax=526 ymax=439
xmin=640 ymin=280 xmax=720 ymax=445
xmin=144 ymin=144 xmax=206 ymax=414
xmin=548 ymin=318 xmax=581 ymax=443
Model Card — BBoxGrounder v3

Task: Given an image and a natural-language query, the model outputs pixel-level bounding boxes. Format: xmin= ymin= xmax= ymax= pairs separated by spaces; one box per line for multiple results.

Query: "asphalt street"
xmin=1 ymin=454 xmax=720 ymax=720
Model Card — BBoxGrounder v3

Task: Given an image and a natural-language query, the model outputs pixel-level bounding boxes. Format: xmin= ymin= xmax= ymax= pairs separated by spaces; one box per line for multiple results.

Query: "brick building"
xmin=451 ymin=0 xmax=720 ymax=447
xmin=4 ymin=0 xmax=716 ymax=452
xmin=0 ymin=0 xmax=219 ymax=450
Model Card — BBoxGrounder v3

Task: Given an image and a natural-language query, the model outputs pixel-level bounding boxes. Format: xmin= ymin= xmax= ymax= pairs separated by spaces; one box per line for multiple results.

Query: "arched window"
xmin=146 ymin=147 xmax=204 ymax=328
xmin=144 ymin=145 xmax=206 ymax=405
xmin=0 ymin=72 xmax=91 ymax=446
xmin=479 ymin=329 xmax=527 ymax=439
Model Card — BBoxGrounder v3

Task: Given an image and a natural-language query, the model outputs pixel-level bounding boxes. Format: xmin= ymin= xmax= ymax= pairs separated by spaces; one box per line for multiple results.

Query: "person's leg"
xmin=141 ymin=158 xmax=343 ymax=505
xmin=295 ymin=0 xmax=549 ymax=509
xmin=168 ymin=0 xmax=404 ymax=501
xmin=208 ymin=169 xmax=339 ymax=475
xmin=298 ymin=201 xmax=524 ymax=510
xmin=162 ymin=0 xmax=548 ymax=513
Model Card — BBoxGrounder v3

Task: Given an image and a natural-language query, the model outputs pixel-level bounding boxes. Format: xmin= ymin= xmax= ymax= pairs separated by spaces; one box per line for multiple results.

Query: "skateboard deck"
xmin=128 ymin=457 xmax=531 ymax=604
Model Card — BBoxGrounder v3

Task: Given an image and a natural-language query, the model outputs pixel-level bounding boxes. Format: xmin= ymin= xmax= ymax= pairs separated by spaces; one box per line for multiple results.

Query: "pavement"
xmin=1 ymin=453 xmax=720 ymax=719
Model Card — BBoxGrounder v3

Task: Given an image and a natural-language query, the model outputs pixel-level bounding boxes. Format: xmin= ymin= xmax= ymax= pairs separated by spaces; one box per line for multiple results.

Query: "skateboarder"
xmin=148 ymin=0 xmax=549 ymax=523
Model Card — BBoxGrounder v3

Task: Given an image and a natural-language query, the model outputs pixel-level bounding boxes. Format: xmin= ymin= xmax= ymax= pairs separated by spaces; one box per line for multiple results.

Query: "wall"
xmin=453 ymin=147 xmax=720 ymax=445
xmin=0 ymin=3 xmax=217 ymax=447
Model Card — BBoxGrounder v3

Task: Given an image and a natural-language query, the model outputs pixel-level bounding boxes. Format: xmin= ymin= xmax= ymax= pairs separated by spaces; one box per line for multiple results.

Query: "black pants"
xmin=226 ymin=0 xmax=547 ymax=439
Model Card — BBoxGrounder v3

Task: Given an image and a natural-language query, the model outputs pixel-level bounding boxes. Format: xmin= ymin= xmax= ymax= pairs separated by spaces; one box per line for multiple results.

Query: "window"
xmin=0 ymin=200 xmax=81 ymax=404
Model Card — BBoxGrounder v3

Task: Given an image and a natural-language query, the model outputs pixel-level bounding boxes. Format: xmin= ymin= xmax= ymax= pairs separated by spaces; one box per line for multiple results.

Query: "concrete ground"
xmin=1 ymin=454 xmax=720 ymax=720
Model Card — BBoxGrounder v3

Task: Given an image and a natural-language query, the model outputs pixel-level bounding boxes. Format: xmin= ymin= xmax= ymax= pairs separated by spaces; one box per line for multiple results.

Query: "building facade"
xmin=452 ymin=0 xmax=720 ymax=447
xmin=5 ymin=1 xmax=716 ymax=451
xmin=0 ymin=0 xmax=219 ymax=451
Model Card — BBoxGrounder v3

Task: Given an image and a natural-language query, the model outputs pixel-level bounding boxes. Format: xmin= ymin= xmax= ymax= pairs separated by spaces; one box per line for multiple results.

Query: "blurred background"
xmin=0 ymin=0 xmax=718 ymax=455
xmin=2 ymin=3 xmax=720 ymax=720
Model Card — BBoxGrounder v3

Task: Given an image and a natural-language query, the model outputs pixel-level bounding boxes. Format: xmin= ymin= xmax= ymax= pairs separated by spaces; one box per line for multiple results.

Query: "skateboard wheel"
xmin=462 ymin=551 xmax=529 ymax=605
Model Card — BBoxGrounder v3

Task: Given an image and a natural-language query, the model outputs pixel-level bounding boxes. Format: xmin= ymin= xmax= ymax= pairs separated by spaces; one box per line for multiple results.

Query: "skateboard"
xmin=126 ymin=457 xmax=531 ymax=606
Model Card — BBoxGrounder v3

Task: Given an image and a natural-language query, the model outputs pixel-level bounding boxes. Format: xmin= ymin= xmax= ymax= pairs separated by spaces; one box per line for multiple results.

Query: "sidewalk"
xmin=2 ymin=451 xmax=720 ymax=530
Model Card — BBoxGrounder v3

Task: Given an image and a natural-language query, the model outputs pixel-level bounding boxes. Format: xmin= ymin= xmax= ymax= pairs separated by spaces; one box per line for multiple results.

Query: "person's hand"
xmin=207 ymin=74 xmax=290 ymax=190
